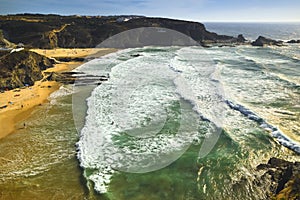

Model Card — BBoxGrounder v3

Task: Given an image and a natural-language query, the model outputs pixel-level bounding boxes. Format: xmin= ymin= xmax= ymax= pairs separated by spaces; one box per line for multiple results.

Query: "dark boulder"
xmin=251 ymin=36 xmax=283 ymax=47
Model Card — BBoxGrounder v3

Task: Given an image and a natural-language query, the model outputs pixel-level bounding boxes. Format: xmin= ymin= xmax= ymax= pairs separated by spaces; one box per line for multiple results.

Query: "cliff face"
xmin=0 ymin=14 xmax=241 ymax=48
xmin=0 ymin=50 xmax=54 ymax=90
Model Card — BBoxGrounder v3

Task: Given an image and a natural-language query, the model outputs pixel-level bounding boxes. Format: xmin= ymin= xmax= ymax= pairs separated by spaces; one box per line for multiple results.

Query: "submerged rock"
xmin=251 ymin=36 xmax=283 ymax=47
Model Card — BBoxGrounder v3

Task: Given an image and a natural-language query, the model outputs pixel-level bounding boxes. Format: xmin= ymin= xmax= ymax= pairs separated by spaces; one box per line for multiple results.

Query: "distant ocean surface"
xmin=0 ymin=23 xmax=299 ymax=200
xmin=204 ymin=22 xmax=300 ymax=41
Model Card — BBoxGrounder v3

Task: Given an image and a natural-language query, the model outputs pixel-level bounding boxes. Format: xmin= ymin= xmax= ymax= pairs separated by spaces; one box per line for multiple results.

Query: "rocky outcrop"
xmin=0 ymin=14 xmax=243 ymax=48
xmin=44 ymin=72 xmax=76 ymax=84
xmin=45 ymin=71 xmax=108 ymax=85
xmin=251 ymin=36 xmax=283 ymax=47
xmin=257 ymin=157 xmax=300 ymax=199
xmin=0 ymin=49 xmax=54 ymax=90
xmin=237 ymin=34 xmax=246 ymax=43
xmin=287 ymin=39 xmax=300 ymax=44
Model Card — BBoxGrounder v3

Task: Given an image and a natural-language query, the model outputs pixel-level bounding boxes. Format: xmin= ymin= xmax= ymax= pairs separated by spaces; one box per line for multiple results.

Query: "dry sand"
xmin=31 ymin=48 xmax=117 ymax=59
xmin=44 ymin=61 xmax=83 ymax=73
xmin=0 ymin=48 xmax=117 ymax=139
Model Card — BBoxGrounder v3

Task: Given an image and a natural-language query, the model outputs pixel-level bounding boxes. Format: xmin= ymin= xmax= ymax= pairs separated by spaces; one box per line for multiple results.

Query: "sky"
xmin=1 ymin=0 xmax=300 ymax=22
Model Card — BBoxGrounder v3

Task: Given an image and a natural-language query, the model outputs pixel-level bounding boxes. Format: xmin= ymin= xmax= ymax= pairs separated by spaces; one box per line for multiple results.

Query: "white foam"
xmin=76 ymin=45 xmax=300 ymax=194
xmin=227 ymin=100 xmax=300 ymax=153
xmin=76 ymin=46 xmax=227 ymax=193
xmin=172 ymin=47 xmax=226 ymax=126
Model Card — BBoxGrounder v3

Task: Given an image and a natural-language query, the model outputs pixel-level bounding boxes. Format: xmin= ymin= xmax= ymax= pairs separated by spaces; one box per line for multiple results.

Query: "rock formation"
xmin=257 ymin=157 xmax=300 ymax=199
xmin=287 ymin=39 xmax=300 ymax=44
xmin=237 ymin=34 xmax=246 ymax=43
xmin=45 ymin=71 xmax=108 ymax=85
xmin=251 ymin=36 xmax=283 ymax=47
xmin=0 ymin=49 xmax=54 ymax=90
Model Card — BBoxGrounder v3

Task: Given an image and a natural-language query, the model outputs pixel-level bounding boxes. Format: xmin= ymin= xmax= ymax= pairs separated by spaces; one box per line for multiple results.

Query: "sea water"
xmin=0 ymin=24 xmax=299 ymax=200
xmin=204 ymin=22 xmax=300 ymax=41
xmin=0 ymin=85 xmax=86 ymax=199
xmin=75 ymin=44 xmax=300 ymax=200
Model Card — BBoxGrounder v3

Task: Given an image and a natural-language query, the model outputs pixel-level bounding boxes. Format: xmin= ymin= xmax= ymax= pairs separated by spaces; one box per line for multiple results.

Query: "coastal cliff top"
xmin=0 ymin=14 xmax=240 ymax=48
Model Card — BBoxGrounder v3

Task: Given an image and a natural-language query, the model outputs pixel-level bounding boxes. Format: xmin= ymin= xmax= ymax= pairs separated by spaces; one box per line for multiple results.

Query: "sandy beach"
xmin=0 ymin=81 xmax=60 ymax=138
xmin=31 ymin=48 xmax=117 ymax=60
xmin=0 ymin=48 xmax=117 ymax=139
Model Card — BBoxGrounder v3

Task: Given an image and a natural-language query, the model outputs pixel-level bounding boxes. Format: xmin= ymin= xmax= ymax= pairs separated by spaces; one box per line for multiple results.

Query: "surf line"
xmin=225 ymin=100 xmax=300 ymax=154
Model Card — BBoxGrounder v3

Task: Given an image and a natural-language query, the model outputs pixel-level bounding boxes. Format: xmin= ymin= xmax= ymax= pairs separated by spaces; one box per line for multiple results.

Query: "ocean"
xmin=0 ymin=23 xmax=299 ymax=200
xmin=204 ymin=22 xmax=300 ymax=41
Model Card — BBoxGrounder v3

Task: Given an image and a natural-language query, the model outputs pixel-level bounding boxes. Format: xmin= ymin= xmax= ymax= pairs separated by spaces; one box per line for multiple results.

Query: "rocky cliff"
xmin=0 ymin=49 xmax=54 ymax=90
xmin=0 ymin=14 xmax=242 ymax=48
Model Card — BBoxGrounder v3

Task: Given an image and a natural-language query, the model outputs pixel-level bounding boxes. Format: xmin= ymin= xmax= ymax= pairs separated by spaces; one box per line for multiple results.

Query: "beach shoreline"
xmin=0 ymin=81 xmax=60 ymax=138
xmin=0 ymin=48 xmax=117 ymax=139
